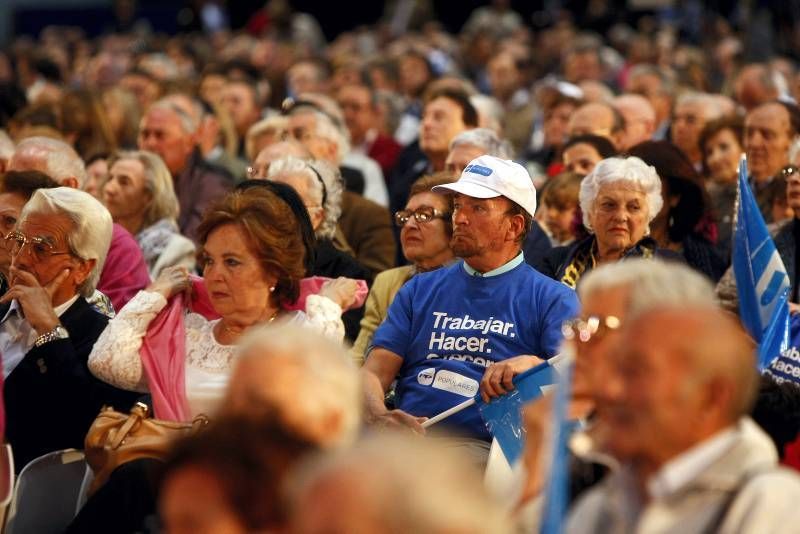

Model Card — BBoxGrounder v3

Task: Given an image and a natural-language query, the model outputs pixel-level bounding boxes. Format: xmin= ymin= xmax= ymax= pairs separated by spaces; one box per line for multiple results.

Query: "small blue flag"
xmin=540 ymin=360 xmax=574 ymax=534
xmin=477 ymin=360 xmax=559 ymax=465
xmin=732 ymin=155 xmax=790 ymax=370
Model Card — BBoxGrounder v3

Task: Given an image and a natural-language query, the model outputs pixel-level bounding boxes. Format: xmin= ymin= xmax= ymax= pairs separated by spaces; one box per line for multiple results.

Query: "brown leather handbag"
xmin=84 ymin=402 xmax=209 ymax=495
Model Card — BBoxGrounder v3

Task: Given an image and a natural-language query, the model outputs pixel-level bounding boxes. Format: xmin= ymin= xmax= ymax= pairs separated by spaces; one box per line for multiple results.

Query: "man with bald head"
xmin=568 ymin=305 xmax=800 ymax=533
xmin=568 ymin=102 xmax=625 ymax=149
xmin=8 ymin=136 xmax=87 ymax=189
xmin=612 ymin=94 xmax=656 ymax=150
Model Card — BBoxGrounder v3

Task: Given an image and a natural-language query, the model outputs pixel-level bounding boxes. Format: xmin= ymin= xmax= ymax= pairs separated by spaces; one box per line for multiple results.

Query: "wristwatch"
xmin=34 ymin=325 xmax=69 ymax=347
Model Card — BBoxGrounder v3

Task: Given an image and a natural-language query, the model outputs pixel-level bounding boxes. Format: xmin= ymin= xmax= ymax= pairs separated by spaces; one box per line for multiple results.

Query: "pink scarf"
xmin=139 ymin=276 xmax=366 ymax=421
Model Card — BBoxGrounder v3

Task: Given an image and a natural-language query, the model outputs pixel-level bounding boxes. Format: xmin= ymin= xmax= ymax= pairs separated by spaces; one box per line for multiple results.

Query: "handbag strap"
xmin=110 ymin=402 xmax=150 ymax=449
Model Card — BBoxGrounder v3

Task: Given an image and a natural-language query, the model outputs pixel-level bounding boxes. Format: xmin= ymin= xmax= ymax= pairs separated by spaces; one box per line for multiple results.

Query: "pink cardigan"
xmin=139 ymin=276 xmax=367 ymax=421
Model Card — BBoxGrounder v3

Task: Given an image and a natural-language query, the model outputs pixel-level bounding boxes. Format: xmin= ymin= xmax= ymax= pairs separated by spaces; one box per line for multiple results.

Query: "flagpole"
xmin=421 ymin=398 xmax=476 ymax=428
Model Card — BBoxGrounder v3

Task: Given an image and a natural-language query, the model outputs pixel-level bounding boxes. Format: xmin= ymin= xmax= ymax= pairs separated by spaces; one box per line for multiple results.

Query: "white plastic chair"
xmin=5 ymin=449 xmax=87 ymax=534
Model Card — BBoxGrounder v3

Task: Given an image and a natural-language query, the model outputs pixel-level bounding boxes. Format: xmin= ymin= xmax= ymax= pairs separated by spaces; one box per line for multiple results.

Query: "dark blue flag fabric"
xmin=732 ymin=155 xmax=790 ymax=371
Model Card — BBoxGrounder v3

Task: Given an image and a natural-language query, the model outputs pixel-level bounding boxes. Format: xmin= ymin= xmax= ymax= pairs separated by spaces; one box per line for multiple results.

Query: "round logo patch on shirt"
xmin=417 ymin=367 xmax=435 ymax=386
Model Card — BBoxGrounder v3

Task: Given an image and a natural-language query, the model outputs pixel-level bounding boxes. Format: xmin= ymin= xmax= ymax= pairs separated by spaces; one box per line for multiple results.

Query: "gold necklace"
xmin=221 ymin=309 xmax=279 ymax=336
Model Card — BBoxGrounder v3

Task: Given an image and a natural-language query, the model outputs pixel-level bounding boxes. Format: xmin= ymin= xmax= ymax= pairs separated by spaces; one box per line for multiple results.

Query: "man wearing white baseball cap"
xmin=362 ymin=155 xmax=578 ymax=460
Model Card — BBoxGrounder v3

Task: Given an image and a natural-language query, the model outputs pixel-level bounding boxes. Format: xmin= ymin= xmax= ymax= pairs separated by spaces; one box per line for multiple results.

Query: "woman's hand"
xmin=147 ymin=266 xmax=191 ymax=300
xmin=319 ymin=277 xmax=359 ymax=309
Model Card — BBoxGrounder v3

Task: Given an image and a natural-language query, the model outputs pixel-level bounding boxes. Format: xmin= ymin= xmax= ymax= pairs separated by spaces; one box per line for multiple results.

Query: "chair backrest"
xmin=5 ymin=449 xmax=87 ymax=534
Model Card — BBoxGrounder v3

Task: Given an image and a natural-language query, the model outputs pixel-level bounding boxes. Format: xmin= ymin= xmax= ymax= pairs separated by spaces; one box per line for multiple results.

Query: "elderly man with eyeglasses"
xmin=0 ymin=187 xmax=138 ymax=470
xmin=362 ymin=155 xmax=579 ymax=463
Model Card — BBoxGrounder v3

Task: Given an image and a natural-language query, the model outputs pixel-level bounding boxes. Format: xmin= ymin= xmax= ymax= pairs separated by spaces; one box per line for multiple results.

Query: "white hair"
xmin=287 ymin=435 xmax=513 ymax=534
xmin=578 ymin=258 xmax=717 ymax=319
xmin=235 ymin=323 xmax=361 ymax=448
xmin=468 ymin=94 xmax=505 ymax=135
xmin=790 ymin=137 xmax=800 ymax=165
xmin=266 ymin=156 xmax=343 ymax=240
xmin=311 ymin=110 xmax=351 ymax=163
xmin=449 ymin=127 xmax=514 ymax=159
xmin=310 ymin=159 xmax=343 ymax=240
xmin=579 ymin=156 xmax=663 ymax=232
xmin=20 ymin=187 xmax=112 ymax=297
xmin=675 ymin=91 xmax=724 ymax=121
xmin=12 ymin=136 xmax=88 ymax=188
xmin=148 ymin=99 xmax=200 ymax=135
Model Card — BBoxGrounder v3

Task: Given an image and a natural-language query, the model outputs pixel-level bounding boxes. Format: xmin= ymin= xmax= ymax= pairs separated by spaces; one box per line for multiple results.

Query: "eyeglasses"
xmin=394 ymin=207 xmax=451 ymax=227
xmin=782 ymin=165 xmax=800 ymax=182
xmin=5 ymin=231 xmax=73 ymax=262
xmin=561 ymin=315 xmax=622 ymax=343
xmin=246 ymin=165 xmax=268 ymax=180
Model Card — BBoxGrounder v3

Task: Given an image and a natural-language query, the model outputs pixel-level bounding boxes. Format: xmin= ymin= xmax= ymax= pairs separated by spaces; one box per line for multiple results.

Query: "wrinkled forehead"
xmin=17 ymin=211 xmax=72 ymax=243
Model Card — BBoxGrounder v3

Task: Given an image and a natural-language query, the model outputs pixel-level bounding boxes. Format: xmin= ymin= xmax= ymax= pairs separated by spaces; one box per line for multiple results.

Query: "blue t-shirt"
xmin=372 ymin=258 xmax=580 ymax=440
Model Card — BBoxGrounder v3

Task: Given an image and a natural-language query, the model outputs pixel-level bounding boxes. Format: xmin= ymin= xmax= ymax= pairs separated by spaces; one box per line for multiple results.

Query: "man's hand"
xmin=367 ymin=409 xmax=428 ymax=435
xmin=480 ymin=354 xmax=545 ymax=402
xmin=1 ymin=267 xmax=69 ymax=335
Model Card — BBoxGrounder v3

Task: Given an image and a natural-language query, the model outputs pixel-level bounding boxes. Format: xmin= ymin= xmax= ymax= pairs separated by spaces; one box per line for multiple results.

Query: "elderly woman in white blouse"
xmin=89 ymin=185 xmax=356 ymax=419
xmin=102 ymin=150 xmax=195 ymax=278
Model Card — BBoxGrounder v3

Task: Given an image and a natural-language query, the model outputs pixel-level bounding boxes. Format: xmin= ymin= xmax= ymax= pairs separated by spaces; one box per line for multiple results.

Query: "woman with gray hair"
xmin=103 ymin=150 xmax=195 ymax=278
xmin=535 ymin=156 xmax=676 ymax=288
xmin=267 ymin=156 xmax=370 ymax=341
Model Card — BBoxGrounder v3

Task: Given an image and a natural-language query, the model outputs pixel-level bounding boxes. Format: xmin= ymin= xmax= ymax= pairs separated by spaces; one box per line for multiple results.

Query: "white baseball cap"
xmin=432 ymin=155 xmax=537 ymax=217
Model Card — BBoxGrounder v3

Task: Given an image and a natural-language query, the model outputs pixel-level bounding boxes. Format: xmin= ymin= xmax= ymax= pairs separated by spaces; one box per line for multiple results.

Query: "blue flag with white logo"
xmin=477 ymin=359 xmax=562 ymax=464
xmin=732 ymin=155 xmax=790 ymax=370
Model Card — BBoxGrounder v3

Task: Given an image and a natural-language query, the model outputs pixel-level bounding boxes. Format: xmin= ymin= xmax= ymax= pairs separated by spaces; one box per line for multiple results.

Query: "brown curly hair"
xmin=197 ymin=188 xmax=306 ymax=307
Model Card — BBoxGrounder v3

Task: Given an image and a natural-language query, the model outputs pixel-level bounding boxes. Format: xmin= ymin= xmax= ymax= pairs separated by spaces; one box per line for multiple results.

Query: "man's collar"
xmin=647 ymin=424 xmax=739 ymax=501
xmin=3 ymin=294 xmax=79 ymax=323
xmin=462 ymin=252 xmax=524 ymax=277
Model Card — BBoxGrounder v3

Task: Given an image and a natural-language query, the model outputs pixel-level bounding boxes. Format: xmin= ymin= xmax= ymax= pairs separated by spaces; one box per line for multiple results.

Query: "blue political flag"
xmin=732 ymin=155 xmax=790 ymax=370
xmin=540 ymin=360 xmax=573 ymax=534
xmin=477 ymin=360 xmax=559 ymax=465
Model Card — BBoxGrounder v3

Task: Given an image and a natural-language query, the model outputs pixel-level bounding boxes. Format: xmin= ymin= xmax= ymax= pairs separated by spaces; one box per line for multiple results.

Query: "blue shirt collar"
xmin=462 ymin=251 xmax=525 ymax=277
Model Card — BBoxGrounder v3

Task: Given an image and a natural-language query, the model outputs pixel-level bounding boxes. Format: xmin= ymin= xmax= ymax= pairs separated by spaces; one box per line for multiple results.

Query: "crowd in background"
xmin=0 ymin=0 xmax=799 ymax=533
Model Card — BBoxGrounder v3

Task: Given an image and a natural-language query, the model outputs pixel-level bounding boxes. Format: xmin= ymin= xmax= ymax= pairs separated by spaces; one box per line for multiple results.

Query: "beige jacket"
xmin=567 ymin=418 xmax=800 ymax=534
xmin=350 ymin=265 xmax=414 ymax=366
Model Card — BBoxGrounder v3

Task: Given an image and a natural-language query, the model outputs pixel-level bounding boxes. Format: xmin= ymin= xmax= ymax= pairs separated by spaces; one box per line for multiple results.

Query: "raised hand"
xmin=1 ymin=267 xmax=70 ymax=335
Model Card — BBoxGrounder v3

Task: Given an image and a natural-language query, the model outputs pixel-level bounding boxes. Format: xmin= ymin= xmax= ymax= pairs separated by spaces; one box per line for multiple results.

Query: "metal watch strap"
xmin=34 ymin=325 xmax=69 ymax=347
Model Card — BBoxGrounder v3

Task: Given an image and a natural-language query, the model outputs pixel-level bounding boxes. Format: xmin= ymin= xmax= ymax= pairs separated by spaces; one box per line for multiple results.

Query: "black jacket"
xmin=4 ymin=297 xmax=139 ymax=470
xmin=312 ymin=239 xmax=372 ymax=342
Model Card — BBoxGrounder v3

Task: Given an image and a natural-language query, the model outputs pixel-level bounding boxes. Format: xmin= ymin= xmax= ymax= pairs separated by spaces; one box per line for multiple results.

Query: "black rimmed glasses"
xmin=561 ymin=315 xmax=622 ymax=343
xmin=394 ymin=207 xmax=451 ymax=227
xmin=5 ymin=231 xmax=73 ymax=262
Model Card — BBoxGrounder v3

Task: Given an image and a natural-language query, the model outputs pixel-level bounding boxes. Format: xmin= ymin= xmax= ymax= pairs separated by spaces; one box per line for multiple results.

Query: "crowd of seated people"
xmin=0 ymin=1 xmax=798 ymax=532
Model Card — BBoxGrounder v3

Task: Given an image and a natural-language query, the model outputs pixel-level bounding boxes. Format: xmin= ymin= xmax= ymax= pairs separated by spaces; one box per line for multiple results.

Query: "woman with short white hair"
xmin=103 ymin=150 xmax=195 ymax=278
xmin=536 ymin=156 xmax=674 ymax=288
xmin=267 ymin=156 xmax=370 ymax=341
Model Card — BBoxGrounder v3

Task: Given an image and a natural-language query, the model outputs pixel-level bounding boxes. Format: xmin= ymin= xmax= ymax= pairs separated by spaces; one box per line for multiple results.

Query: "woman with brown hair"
xmin=89 ymin=185 xmax=356 ymax=419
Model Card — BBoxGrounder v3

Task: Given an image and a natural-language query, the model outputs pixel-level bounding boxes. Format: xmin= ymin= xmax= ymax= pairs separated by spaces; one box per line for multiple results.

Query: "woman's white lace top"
xmin=88 ymin=290 xmax=344 ymax=417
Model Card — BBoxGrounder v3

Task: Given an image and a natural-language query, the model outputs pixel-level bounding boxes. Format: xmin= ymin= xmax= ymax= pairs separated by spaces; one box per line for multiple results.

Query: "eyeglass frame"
xmin=4 ymin=230 xmax=75 ymax=262
xmin=394 ymin=207 xmax=451 ymax=227
xmin=782 ymin=165 xmax=800 ymax=182
xmin=561 ymin=315 xmax=622 ymax=343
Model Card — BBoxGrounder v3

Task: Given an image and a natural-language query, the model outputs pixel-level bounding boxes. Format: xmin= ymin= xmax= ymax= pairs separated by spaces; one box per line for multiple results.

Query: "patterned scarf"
xmin=560 ymin=236 xmax=657 ymax=289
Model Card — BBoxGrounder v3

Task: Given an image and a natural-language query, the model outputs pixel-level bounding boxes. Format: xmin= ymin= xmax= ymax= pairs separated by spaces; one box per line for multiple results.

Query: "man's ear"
xmin=507 ymin=213 xmax=526 ymax=243
xmin=60 ymin=177 xmax=80 ymax=189
xmin=72 ymin=258 xmax=96 ymax=289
